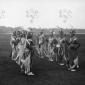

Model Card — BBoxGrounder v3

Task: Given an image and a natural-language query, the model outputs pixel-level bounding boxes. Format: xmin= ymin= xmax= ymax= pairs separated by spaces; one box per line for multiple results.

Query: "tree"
xmin=26 ymin=9 xmax=39 ymax=24
xmin=59 ymin=9 xmax=72 ymax=23
xmin=0 ymin=10 xmax=6 ymax=19
xmin=58 ymin=9 xmax=72 ymax=28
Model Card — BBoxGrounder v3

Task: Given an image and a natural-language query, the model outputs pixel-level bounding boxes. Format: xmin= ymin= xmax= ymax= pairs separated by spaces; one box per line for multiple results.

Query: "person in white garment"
xmin=20 ymin=30 xmax=34 ymax=75
xmin=10 ymin=31 xmax=21 ymax=60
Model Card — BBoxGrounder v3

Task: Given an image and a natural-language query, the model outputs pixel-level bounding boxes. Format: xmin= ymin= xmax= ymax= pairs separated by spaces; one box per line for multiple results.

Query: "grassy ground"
xmin=0 ymin=33 xmax=85 ymax=85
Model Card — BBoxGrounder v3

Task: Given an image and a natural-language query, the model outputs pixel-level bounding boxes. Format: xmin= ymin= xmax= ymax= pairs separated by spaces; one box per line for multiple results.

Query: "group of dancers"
xmin=10 ymin=28 xmax=80 ymax=75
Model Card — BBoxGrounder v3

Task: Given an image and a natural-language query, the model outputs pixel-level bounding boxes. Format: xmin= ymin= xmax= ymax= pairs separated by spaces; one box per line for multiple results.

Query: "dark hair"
xmin=27 ymin=32 xmax=32 ymax=39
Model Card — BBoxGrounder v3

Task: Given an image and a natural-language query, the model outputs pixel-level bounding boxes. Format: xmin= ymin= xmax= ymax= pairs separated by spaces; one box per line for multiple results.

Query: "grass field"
xmin=0 ymin=33 xmax=85 ymax=85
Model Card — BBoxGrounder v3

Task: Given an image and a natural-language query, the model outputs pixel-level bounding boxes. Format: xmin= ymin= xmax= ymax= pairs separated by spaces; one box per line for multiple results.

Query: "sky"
xmin=0 ymin=0 xmax=85 ymax=29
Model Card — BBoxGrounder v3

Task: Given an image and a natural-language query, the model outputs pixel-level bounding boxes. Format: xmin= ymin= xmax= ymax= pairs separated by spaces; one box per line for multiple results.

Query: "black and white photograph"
xmin=0 ymin=0 xmax=85 ymax=85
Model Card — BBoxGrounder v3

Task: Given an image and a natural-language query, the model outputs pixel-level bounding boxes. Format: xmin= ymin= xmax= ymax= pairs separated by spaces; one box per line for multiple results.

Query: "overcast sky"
xmin=0 ymin=0 xmax=85 ymax=29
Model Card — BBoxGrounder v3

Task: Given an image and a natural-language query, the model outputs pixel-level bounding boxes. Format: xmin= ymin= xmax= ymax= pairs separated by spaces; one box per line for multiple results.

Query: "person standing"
xmin=38 ymin=31 xmax=45 ymax=58
xmin=57 ymin=29 xmax=65 ymax=65
xmin=68 ymin=30 xmax=80 ymax=71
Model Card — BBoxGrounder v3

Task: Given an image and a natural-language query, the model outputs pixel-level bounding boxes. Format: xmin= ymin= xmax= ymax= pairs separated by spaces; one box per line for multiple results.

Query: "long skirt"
xmin=68 ymin=48 xmax=79 ymax=68
xmin=15 ymin=44 xmax=25 ymax=65
xmin=57 ymin=45 xmax=64 ymax=64
xmin=20 ymin=52 xmax=31 ymax=74
xmin=11 ymin=45 xmax=19 ymax=61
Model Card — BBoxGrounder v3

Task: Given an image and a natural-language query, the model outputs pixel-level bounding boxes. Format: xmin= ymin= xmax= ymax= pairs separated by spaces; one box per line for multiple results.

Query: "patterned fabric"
xmin=68 ymin=36 xmax=80 ymax=69
xmin=10 ymin=29 xmax=80 ymax=73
